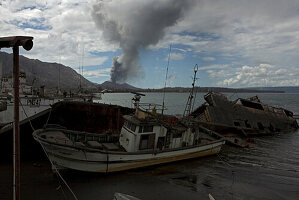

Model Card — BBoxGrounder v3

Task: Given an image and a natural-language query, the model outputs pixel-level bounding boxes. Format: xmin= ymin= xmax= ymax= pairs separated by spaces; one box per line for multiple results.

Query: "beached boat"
xmin=191 ymin=92 xmax=298 ymax=133
xmin=32 ymin=102 xmax=224 ymax=172
xmin=189 ymin=92 xmax=299 ymax=146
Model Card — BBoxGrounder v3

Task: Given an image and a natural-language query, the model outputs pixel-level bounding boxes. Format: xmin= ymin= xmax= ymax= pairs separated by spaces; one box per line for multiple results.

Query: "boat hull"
xmin=39 ymin=140 xmax=224 ymax=173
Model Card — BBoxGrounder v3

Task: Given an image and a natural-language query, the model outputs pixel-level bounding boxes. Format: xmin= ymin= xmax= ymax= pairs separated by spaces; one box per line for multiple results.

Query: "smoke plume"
xmin=92 ymin=0 xmax=193 ymax=83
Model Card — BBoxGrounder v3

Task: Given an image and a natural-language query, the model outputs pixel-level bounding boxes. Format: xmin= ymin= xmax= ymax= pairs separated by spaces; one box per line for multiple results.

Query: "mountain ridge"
xmin=0 ymin=51 xmax=97 ymax=90
xmin=1 ymin=51 xmax=298 ymax=93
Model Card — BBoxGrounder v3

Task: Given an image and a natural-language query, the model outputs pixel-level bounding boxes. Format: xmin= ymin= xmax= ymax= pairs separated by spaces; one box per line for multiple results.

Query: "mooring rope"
xmin=217 ymin=153 xmax=235 ymax=200
xmin=18 ymin=98 xmax=35 ymax=131
xmin=38 ymin=139 xmax=79 ymax=200
xmin=44 ymin=107 xmax=52 ymax=128
xmin=18 ymin=99 xmax=79 ymax=200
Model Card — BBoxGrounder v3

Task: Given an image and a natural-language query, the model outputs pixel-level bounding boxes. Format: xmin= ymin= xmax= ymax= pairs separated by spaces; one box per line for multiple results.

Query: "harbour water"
xmin=1 ymin=92 xmax=299 ymax=199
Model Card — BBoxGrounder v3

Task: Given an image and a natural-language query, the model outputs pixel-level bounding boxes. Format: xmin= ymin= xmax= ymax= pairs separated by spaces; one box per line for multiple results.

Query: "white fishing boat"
xmin=32 ymin=65 xmax=224 ymax=172
xmin=32 ymin=99 xmax=225 ymax=172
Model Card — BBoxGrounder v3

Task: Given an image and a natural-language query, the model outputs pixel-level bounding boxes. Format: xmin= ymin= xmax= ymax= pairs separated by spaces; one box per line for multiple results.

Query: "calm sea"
xmin=100 ymin=92 xmax=299 ymax=115
xmin=1 ymin=92 xmax=298 ymax=200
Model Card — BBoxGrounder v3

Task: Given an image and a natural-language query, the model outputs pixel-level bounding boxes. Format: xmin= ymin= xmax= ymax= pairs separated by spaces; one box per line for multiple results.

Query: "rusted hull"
xmin=49 ymin=101 xmax=134 ymax=133
xmin=0 ymin=101 xmax=134 ymax=161
xmin=192 ymin=92 xmax=298 ymax=133
xmin=190 ymin=92 xmax=298 ymax=147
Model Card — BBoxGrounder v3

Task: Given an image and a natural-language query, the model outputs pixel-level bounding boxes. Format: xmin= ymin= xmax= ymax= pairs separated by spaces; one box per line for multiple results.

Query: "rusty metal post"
xmin=117 ymin=108 xmax=120 ymax=131
xmin=13 ymin=45 xmax=20 ymax=200
xmin=0 ymin=36 xmax=33 ymax=200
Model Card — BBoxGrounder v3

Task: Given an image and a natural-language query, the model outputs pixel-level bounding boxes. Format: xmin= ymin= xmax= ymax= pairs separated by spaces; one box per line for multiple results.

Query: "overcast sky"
xmin=1 ymin=0 xmax=299 ymax=88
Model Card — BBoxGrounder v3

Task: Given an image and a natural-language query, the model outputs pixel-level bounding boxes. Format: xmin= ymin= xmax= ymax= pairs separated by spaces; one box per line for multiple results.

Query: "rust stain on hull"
xmin=190 ymin=92 xmax=298 ymax=146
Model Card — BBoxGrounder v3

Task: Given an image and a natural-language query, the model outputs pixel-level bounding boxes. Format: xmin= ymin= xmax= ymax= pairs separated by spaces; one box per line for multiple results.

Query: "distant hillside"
xmin=100 ymin=81 xmax=138 ymax=91
xmin=247 ymin=86 xmax=299 ymax=93
xmin=0 ymin=51 xmax=97 ymax=90
xmin=98 ymin=82 xmax=284 ymax=93
xmin=142 ymin=87 xmax=284 ymax=93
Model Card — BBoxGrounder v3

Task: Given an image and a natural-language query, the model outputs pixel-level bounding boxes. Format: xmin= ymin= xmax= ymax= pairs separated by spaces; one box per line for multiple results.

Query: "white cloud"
xmin=1 ymin=0 xmax=299 ymax=87
xmin=80 ymin=68 xmax=111 ymax=78
xmin=212 ymin=64 xmax=299 ymax=87
xmin=202 ymin=57 xmax=215 ymax=61
xmin=172 ymin=47 xmax=189 ymax=52
xmin=200 ymin=64 xmax=229 ymax=71
xmin=0 ymin=0 xmax=114 ymax=69
xmin=170 ymin=53 xmax=184 ymax=60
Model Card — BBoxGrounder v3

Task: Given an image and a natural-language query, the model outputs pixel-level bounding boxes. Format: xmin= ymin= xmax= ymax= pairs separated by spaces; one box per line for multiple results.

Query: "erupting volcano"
xmin=92 ymin=0 xmax=193 ymax=83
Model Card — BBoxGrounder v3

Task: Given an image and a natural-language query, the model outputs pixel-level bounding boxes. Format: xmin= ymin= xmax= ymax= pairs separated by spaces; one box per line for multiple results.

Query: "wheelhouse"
xmin=119 ymin=111 xmax=214 ymax=153
xmin=119 ymin=115 xmax=167 ymax=152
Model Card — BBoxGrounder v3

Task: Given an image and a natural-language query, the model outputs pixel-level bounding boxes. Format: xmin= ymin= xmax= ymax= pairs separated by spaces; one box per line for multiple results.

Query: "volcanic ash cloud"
xmin=92 ymin=0 xmax=193 ymax=83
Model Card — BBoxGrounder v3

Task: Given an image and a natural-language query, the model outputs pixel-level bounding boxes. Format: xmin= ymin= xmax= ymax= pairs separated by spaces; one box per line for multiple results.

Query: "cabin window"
xmin=130 ymin=123 xmax=136 ymax=132
xmin=240 ymin=99 xmax=264 ymax=110
xmin=139 ymin=134 xmax=155 ymax=150
xmin=124 ymin=121 xmax=136 ymax=132
xmin=172 ymin=132 xmax=182 ymax=138
xmin=138 ymin=126 xmax=153 ymax=133
xmin=284 ymin=110 xmax=293 ymax=117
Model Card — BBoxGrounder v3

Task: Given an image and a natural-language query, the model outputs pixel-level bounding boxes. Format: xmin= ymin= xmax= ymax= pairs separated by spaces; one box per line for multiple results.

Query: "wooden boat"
xmin=189 ymin=92 xmax=299 ymax=147
xmin=191 ymin=92 xmax=298 ymax=134
xmin=32 ymin=107 xmax=225 ymax=172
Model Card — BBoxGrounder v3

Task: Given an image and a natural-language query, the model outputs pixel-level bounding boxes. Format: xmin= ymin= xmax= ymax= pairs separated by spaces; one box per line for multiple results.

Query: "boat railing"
xmin=52 ymin=137 xmax=73 ymax=145
xmin=65 ymin=131 xmax=119 ymax=144
xmin=138 ymin=103 xmax=165 ymax=112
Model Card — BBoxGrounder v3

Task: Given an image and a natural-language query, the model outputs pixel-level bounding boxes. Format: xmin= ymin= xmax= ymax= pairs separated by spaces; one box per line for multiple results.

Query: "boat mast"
xmin=162 ymin=45 xmax=171 ymax=115
xmin=183 ymin=64 xmax=199 ymax=117
xmin=58 ymin=64 xmax=60 ymax=94
xmin=79 ymin=66 xmax=82 ymax=91
xmin=58 ymin=52 xmax=61 ymax=95
xmin=0 ymin=60 xmax=2 ymax=91
xmin=80 ymin=45 xmax=84 ymax=93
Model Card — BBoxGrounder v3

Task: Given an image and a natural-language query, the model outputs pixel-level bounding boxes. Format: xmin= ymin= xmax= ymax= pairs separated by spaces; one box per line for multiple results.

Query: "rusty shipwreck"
xmin=190 ymin=92 xmax=298 ymax=146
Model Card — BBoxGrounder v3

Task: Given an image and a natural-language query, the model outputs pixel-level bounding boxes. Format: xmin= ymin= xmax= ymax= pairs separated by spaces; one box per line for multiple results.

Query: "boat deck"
xmin=38 ymin=128 xmax=124 ymax=152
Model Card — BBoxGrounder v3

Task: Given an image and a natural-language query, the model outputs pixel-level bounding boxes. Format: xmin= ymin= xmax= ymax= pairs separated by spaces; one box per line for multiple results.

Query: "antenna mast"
xmin=58 ymin=53 xmax=61 ymax=94
xmin=183 ymin=64 xmax=199 ymax=117
xmin=162 ymin=45 xmax=171 ymax=115
xmin=81 ymin=45 xmax=84 ymax=91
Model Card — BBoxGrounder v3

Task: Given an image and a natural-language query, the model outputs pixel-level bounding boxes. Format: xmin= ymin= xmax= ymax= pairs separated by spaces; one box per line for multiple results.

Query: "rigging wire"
xmin=191 ymin=73 xmax=199 ymax=113
xmin=18 ymin=98 xmax=35 ymax=131
xmin=217 ymin=153 xmax=235 ymax=199
xmin=19 ymin=100 xmax=79 ymax=200
xmin=38 ymin=138 xmax=79 ymax=200
xmin=162 ymin=44 xmax=172 ymax=115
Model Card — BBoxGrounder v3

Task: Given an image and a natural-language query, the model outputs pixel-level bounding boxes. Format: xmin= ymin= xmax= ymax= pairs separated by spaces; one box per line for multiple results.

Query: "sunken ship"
xmin=190 ymin=92 xmax=298 ymax=140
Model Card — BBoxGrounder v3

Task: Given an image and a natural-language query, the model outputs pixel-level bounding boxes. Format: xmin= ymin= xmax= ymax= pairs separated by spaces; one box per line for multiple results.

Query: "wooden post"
xmin=13 ymin=45 xmax=20 ymax=200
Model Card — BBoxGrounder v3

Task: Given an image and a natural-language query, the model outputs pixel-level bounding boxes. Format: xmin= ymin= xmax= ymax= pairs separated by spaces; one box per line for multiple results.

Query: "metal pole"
xmin=13 ymin=45 xmax=20 ymax=200
xmin=162 ymin=45 xmax=171 ymax=115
